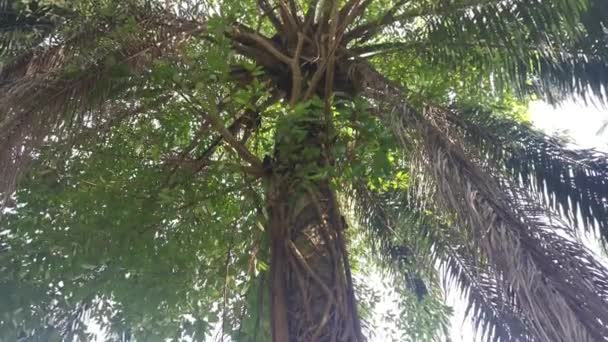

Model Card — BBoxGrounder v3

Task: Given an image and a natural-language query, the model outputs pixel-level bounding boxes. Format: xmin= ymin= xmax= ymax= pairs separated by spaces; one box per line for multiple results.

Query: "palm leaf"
xmin=352 ymin=184 xmax=433 ymax=299
xmin=415 ymin=0 xmax=607 ymax=103
xmin=407 ymin=110 xmax=608 ymax=341
xmin=354 ymin=0 xmax=608 ymax=103
xmin=0 ymin=3 xmax=204 ymax=206
xmin=360 ymin=69 xmax=608 ymax=340
xmin=450 ymin=107 xmax=608 ymax=243
xmin=352 ymin=181 xmax=537 ymax=341
xmin=0 ymin=0 xmax=59 ymax=59
xmin=351 ymin=184 xmax=459 ymax=339
xmin=442 ymin=246 xmax=534 ymax=342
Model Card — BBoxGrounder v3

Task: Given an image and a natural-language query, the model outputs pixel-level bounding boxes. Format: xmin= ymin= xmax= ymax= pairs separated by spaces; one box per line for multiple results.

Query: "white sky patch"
xmin=530 ymin=100 xmax=608 ymax=151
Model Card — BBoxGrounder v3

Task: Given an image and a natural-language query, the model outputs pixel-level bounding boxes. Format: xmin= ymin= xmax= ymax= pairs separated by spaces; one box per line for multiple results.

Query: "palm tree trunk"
xmin=265 ymin=109 xmax=363 ymax=342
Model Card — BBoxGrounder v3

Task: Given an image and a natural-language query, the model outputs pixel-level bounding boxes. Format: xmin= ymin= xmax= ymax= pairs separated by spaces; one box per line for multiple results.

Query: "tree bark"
xmin=265 ymin=109 xmax=363 ymax=342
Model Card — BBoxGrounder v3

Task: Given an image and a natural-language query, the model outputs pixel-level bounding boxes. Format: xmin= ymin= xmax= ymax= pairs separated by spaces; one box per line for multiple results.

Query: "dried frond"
xmin=395 ymin=106 xmax=608 ymax=341
xmin=360 ymin=68 xmax=608 ymax=341
xmin=450 ymin=107 xmax=608 ymax=243
xmin=0 ymin=5 xmax=205 ymax=206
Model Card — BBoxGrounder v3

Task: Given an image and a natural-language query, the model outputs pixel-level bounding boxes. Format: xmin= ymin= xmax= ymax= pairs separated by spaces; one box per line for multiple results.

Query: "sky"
xmin=530 ymin=100 xmax=608 ymax=152
xmin=446 ymin=98 xmax=608 ymax=342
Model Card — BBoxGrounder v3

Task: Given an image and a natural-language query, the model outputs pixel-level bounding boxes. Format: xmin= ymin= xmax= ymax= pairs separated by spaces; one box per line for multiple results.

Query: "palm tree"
xmin=1 ymin=0 xmax=608 ymax=341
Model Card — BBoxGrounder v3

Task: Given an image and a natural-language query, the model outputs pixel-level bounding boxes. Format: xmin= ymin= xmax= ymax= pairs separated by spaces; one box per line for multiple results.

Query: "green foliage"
xmin=332 ymin=98 xmax=408 ymax=192
xmin=1 ymin=103 xmax=266 ymax=340
xmin=1 ymin=0 xmax=608 ymax=341
xmin=0 ymin=28 xmax=270 ymax=337
xmin=359 ymin=0 xmax=608 ymax=104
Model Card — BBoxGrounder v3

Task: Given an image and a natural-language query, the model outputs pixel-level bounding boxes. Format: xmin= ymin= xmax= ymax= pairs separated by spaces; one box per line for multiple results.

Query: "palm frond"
xmin=442 ymin=246 xmax=534 ymax=342
xmin=0 ymin=0 xmax=58 ymax=59
xmin=351 ymin=181 xmax=537 ymax=341
xmin=352 ymin=183 xmax=433 ymax=299
xmin=350 ymin=184 xmax=458 ymax=340
xmin=359 ymin=67 xmax=608 ymax=340
xmin=356 ymin=0 xmax=608 ymax=103
xmin=396 ymin=106 xmax=608 ymax=341
xmin=416 ymin=0 xmax=607 ymax=102
xmin=0 ymin=4 xmax=204 ymax=206
xmin=450 ymin=107 xmax=608 ymax=243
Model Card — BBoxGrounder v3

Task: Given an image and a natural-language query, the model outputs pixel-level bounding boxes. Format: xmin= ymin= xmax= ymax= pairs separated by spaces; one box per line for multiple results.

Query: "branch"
xmin=287 ymin=240 xmax=335 ymax=339
xmin=231 ymin=42 xmax=281 ymax=71
xmin=204 ymin=108 xmax=263 ymax=170
xmin=220 ymin=245 xmax=233 ymax=342
xmin=231 ymin=26 xmax=292 ymax=65
xmin=303 ymin=0 xmax=319 ymax=32
xmin=338 ymin=0 xmax=362 ymax=20
xmin=332 ymin=193 xmax=364 ymax=341
xmin=257 ymin=0 xmax=283 ymax=32
xmin=337 ymin=0 xmax=373 ymax=38
xmin=276 ymin=0 xmax=299 ymax=37
xmin=304 ymin=1 xmax=341 ymax=102
xmin=289 ymin=33 xmax=305 ymax=105
xmin=324 ymin=0 xmax=340 ymax=114
xmin=286 ymin=0 xmax=301 ymax=22
xmin=351 ymin=40 xmax=514 ymax=57
xmin=162 ymin=100 xmax=269 ymax=184
xmin=344 ymin=0 xmax=409 ymax=43
xmin=232 ymin=27 xmax=305 ymax=106
xmin=177 ymin=92 xmax=263 ymax=171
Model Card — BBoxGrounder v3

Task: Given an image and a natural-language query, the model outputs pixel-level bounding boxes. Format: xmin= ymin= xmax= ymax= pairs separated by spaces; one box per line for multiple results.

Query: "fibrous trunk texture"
xmin=265 ymin=110 xmax=362 ymax=342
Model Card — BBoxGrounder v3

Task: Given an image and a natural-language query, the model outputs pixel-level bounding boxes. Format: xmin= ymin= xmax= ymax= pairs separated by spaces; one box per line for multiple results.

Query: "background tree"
xmin=1 ymin=0 xmax=608 ymax=341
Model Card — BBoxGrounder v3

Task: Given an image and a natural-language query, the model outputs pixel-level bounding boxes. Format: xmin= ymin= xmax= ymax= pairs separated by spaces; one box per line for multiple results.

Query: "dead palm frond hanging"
xmin=362 ymin=70 xmax=608 ymax=340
